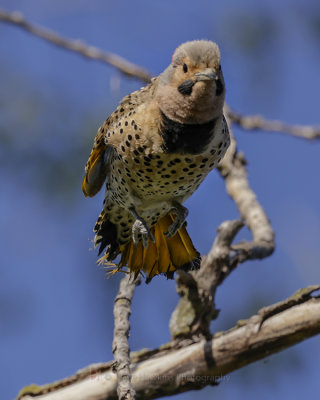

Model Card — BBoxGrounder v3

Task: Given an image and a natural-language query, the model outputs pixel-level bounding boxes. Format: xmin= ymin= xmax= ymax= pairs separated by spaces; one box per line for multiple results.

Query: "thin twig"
xmin=0 ymin=8 xmax=152 ymax=83
xmin=227 ymin=107 xmax=320 ymax=140
xmin=113 ymin=275 xmax=141 ymax=400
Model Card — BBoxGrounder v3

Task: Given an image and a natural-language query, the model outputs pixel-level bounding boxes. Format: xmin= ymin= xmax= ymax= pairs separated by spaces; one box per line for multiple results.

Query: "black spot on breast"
xmin=160 ymin=111 xmax=218 ymax=155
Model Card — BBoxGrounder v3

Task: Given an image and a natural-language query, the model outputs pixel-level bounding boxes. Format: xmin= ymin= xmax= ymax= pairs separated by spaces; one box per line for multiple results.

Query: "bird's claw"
xmin=165 ymin=203 xmax=189 ymax=238
xmin=132 ymin=219 xmax=155 ymax=248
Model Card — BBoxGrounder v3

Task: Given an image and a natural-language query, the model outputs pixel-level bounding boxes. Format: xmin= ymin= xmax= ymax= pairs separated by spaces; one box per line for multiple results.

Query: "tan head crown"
xmin=171 ymin=40 xmax=221 ymax=70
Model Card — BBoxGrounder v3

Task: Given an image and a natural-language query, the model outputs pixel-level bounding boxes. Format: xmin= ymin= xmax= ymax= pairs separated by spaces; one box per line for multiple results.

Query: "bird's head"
xmin=156 ymin=40 xmax=225 ymax=124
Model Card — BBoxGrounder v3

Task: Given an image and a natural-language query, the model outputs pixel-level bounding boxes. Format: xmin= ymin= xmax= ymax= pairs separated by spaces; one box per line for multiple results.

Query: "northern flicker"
xmin=82 ymin=40 xmax=230 ymax=282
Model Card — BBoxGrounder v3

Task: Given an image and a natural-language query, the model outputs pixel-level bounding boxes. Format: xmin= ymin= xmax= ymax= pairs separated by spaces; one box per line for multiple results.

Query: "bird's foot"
xmin=165 ymin=202 xmax=189 ymax=238
xmin=130 ymin=207 xmax=155 ymax=248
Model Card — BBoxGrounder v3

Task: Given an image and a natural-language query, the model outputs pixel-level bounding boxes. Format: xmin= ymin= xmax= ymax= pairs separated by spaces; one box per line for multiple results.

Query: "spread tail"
xmin=96 ymin=213 xmax=200 ymax=282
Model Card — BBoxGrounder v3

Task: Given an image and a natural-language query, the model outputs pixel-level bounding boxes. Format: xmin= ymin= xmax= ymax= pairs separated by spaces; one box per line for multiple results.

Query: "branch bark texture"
xmin=113 ymin=275 xmax=140 ymax=400
xmin=17 ymin=287 xmax=320 ymax=400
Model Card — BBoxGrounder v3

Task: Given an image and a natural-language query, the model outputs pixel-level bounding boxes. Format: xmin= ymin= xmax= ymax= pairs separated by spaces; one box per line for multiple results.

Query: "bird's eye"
xmin=183 ymin=63 xmax=188 ymax=73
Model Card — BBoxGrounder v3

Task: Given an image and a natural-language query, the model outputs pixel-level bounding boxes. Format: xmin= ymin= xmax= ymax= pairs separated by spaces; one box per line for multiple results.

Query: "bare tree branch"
xmin=0 ymin=8 xmax=152 ymax=83
xmin=227 ymin=107 xmax=320 ymax=140
xmin=113 ymin=275 xmax=141 ymax=400
xmin=17 ymin=286 xmax=320 ymax=400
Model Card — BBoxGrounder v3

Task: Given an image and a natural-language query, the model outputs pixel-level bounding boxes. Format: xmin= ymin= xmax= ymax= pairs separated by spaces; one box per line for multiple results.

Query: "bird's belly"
xmin=108 ymin=134 xmax=229 ymax=211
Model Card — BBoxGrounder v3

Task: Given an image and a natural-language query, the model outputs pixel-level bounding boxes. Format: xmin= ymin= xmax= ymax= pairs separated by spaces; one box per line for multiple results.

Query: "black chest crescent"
xmin=160 ymin=111 xmax=217 ymax=155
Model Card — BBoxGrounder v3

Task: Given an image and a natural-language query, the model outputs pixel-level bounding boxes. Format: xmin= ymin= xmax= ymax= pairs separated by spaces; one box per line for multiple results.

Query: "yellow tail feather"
xmin=118 ymin=214 xmax=200 ymax=281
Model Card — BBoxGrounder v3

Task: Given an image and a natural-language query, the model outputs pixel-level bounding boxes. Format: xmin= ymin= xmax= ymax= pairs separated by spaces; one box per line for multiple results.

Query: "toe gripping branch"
xmin=165 ymin=202 xmax=189 ymax=238
xmin=129 ymin=207 xmax=155 ymax=248
xmin=129 ymin=202 xmax=189 ymax=247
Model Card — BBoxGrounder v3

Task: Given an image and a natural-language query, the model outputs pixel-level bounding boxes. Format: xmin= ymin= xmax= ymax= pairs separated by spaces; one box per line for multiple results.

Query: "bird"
xmin=82 ymin=40 xmax=230 ymax=282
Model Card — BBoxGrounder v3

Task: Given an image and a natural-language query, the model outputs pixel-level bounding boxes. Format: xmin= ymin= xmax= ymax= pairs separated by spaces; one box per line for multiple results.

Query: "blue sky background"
xmin=0 ymin=0 xmax=320 ymax=399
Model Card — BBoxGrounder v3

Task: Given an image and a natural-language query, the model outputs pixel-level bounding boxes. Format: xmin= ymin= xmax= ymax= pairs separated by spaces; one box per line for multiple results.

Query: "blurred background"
xmin=0 ymin=0 xmax=319 ymax=399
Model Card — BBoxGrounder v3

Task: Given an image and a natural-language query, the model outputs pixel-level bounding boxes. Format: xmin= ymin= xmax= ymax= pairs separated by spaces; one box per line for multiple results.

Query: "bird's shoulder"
xmin=97 ymin=78 xmax=164 ymax=151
